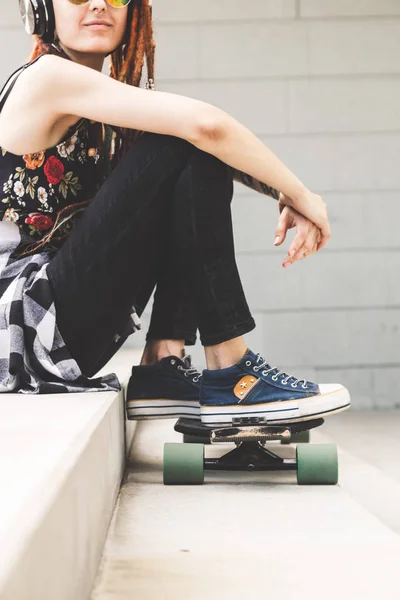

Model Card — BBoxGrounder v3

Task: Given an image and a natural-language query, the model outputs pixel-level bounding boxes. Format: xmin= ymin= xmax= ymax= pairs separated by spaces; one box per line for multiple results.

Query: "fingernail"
xmin=274 ymin=236 xmax=280 ymax=245
xmin=284 ymin=261 xmax=291 ymax=267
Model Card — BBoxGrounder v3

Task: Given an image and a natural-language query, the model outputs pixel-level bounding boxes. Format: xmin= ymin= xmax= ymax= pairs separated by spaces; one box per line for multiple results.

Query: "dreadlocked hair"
xmin=18 ymin=0 xmax=156 ymax=257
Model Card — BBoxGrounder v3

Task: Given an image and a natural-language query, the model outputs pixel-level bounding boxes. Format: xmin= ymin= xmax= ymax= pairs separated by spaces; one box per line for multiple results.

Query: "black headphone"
xmin=18 ymin=0 xmax=135 ymax=48
xmin=19 ymin=0 xmax=56 ymax=43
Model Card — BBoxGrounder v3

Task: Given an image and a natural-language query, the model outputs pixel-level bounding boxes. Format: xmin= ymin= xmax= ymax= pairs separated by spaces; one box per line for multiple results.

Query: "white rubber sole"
xmin=200 ymin=384 xmax=351 ymax=427
xmin=126 ymin=398 xmax=200 ymax=420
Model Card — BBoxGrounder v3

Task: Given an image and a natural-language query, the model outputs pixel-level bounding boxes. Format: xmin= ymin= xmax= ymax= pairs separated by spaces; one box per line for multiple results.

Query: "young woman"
xmin=0 ymin=0 xmax=350 ymax=425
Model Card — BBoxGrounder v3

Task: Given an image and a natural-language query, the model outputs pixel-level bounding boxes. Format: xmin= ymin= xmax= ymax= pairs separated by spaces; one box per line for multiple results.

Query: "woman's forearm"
xmin=230 ymin=167 xmax=280 ymax=201
xmin=195 ymin=109 xmax=308 ymax=205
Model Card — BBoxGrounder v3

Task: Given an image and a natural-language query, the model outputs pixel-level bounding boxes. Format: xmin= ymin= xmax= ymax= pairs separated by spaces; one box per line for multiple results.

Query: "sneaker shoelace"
xmin=177 ymin=353 xmax=203 ymax=383
xmin=252 ymin=352 xmax=308 ymax=389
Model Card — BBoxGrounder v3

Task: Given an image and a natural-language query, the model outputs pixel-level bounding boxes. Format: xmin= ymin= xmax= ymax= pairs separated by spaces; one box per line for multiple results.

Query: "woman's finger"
xmin=311 ymin=236 xmax=320 ymax=254
xmin=283 ymin=230 xmax=307 ymax=267
xmin=286 ymin=227 xmax=320 ymax=265
xmin=287 ymin=232 xmax=306 ymax=258
xmin=315 ymin=230 xmax=323 ymax=252
xmin=287 ymin=240 xmax=310 ymax=265
xmin=318 ymin=222 xmax=331 ymax=250
xmin=317 ymin=233 xmax=329 ymax=251
xmin=274 ymin=208 xmax=291 ymax=246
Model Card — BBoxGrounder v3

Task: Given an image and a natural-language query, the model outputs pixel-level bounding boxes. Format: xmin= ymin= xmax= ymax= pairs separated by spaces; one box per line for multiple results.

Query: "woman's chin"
xmin=77 ymin=43 xmax=115 ymax=55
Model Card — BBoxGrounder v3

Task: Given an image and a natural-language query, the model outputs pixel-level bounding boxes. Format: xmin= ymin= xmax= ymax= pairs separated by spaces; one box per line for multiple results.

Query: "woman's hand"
xmin=278 ymin=191 xmax=331 ymax=251
xmin=274 ymin=203 xmax=323 ymax=268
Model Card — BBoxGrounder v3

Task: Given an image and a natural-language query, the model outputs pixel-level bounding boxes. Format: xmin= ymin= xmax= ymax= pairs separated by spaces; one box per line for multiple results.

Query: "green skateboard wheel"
xmin=296 ymin=443 xmax=338 ymax=485
xmin=281 ymin=430 xmax=311 ymax=445
xmin=183 ymin=434 xmax=211 ymax=445
xmin=163 ymin=443 xmax=204 ymax=485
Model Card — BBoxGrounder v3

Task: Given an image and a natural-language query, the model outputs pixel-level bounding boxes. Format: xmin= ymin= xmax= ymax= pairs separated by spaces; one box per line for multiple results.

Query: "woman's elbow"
xmin=192 ymin=110 xmax=228 ymax=146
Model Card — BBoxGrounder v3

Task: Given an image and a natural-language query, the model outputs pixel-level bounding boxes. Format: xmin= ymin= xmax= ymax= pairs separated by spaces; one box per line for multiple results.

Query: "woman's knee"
xmin=125 ymin=131 xmax=196 ymax=169
xmin=191 ymin=144 xmax=233 ymax=176
xmin=185 ymin=146 xmax=234 ymax=199
xmin=125 ymin=132 xmax=231 ymax=188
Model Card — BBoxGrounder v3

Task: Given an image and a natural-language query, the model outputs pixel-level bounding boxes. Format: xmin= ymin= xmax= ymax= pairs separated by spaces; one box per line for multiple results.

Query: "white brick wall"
xmin=1 ymin=1 xmax=399 ymax=408
xmin=301 ymin=0 xmax=400 ymax=18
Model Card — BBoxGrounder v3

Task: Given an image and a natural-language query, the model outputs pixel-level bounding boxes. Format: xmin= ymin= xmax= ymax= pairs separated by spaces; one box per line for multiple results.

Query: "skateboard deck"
xmin=163 ymin=416 xmax=338 ymax=486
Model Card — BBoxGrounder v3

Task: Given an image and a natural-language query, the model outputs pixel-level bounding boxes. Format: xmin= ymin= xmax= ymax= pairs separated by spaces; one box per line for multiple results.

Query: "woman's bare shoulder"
xmin=4 ymin=53 xmax=58 ymax=101
xmin=20 ymin=54 xmax=69 ymax=113
xmin=0 ymin=55 xmax=76 ymax=155
xmin=1 ymin=54 xmax=82 ymax=123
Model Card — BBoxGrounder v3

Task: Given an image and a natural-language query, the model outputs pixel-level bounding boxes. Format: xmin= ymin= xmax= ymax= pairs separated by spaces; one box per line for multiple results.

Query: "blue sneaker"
xmin=126 ymin=353 xmax=201 ymax=420
xmin=200 ymin=348 xmax=351 ymax=427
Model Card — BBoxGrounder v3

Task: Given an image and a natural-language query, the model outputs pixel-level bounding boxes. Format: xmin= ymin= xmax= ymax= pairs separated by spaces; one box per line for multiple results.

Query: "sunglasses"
xmin=68 ymin=0 xmax=132 ymax=7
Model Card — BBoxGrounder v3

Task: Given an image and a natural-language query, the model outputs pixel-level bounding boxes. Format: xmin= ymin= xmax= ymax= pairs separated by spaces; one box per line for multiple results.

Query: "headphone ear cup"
xmin=19 ymin=0 xmax=55 ymax=43
xmin=41 ymin=0 xmax=56 ymax=44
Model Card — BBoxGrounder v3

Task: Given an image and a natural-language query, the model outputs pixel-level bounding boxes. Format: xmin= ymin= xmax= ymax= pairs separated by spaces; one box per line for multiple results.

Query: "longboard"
xmin=163 ymin=416 xmax=338 ymax=485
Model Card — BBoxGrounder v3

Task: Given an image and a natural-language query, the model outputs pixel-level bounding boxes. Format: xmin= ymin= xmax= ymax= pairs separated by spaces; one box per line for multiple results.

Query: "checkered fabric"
xmin=0 ymin=221 xmax=141 ymax=394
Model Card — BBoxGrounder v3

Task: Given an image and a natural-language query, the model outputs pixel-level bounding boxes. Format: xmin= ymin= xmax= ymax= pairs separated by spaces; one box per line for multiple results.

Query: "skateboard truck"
xmin=174 ymin=416 xmax=323 ymax=444
xmin=165 ymin=417 xmax=338 ymax=486
xmin=210 ymin=424 xmax=291 ymax=444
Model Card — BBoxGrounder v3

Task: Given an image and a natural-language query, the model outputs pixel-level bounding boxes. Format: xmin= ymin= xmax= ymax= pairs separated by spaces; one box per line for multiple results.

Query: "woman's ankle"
xmin=140 ymin=339 xmax=185 ymax=366
xmin=204 ymin=337 xmax=248 ymax=370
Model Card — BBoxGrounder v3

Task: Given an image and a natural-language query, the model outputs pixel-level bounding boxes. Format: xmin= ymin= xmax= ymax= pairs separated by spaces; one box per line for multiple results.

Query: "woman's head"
xmin=28 ymin=0 xmax=156 ymax=157
xmin=28 ymin=0 xmax=156 ymax=120
xmin=51 ymin=0 xmax=131 ymax=68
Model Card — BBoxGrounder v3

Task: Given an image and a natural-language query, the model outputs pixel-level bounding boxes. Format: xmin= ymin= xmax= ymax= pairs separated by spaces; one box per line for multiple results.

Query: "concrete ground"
xmin=91 ymin=410 xmax=400 ymax=600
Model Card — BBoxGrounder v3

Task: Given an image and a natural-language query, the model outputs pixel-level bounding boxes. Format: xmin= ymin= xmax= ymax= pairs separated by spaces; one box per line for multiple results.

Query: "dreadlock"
xmin=17 ymin=0 xmax=156 ymax=257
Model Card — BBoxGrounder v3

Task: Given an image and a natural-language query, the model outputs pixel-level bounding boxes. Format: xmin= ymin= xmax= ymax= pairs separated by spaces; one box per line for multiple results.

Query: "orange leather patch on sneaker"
xmin=234 ymin=375 xmax=259 ymax=402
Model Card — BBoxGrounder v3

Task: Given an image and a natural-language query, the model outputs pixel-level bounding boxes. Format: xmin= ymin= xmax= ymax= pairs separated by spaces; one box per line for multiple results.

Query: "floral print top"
xmin=0 ymin=117 xmax=103 ymax=251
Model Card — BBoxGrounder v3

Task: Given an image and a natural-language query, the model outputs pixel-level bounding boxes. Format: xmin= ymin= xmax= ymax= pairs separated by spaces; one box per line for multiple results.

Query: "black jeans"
xmin=46 ymin=131 xmax=256 ymax=377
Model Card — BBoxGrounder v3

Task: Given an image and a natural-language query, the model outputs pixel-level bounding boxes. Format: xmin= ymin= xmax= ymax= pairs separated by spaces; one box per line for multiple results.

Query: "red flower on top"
xmin=44 ymin=156 xmax=65 ymax=185
xmin=25 ymin=213 xmax=54 ymax=231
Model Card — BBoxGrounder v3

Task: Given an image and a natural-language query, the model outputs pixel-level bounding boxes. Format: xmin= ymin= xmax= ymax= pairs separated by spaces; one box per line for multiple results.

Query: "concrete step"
xmin=0 ymin=348 xmax=141 ymax=600
xmin=91 ymin=413 xmax=400 ymax=600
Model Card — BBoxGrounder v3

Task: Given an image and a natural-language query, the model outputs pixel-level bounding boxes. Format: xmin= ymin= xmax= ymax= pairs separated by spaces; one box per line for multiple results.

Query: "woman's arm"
xmin=195 ymin=112 xmax=329 ymax=240
xmin=230 ymin=167 xmax=280 ymax=201
xmin=43 ymin=54 xmax=328 ymax=238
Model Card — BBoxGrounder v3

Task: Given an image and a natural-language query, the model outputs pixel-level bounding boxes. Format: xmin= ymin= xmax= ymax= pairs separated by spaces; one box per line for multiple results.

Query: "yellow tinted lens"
xmin=107 ymin=0 xmax=131 ymax=6
xmin=68 ymin=0 xmax=131 ymax=5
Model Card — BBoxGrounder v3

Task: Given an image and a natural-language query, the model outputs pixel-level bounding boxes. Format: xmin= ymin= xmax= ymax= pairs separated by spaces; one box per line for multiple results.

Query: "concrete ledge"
xmin=0 ymin=348 xmax=142 ymax=600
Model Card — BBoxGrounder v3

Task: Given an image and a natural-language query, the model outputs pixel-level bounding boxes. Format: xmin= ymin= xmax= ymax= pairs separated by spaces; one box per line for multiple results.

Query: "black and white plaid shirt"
xmin=0 ymin=221 xmax=141 ymax=394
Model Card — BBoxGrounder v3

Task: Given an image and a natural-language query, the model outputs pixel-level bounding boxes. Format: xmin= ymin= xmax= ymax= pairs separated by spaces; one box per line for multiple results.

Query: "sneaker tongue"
xmin=242 ymin=348 xmax=263 ymax=364
xmin=181 ymin=353 xmax=192 ymax=368
xmin=242 ymin=348 xmax=273 ymax=371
